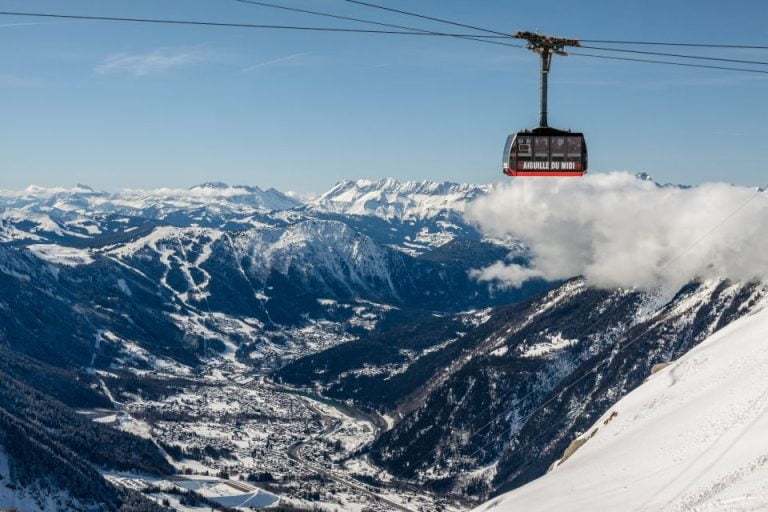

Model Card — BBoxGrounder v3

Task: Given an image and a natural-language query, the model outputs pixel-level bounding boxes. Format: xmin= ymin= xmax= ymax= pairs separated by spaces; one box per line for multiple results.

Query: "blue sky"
xmin=1 ymin=0 xmax=767 ymax=193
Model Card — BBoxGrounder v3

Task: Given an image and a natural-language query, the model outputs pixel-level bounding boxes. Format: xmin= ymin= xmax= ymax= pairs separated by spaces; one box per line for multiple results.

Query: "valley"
xmin=97 ymin=357 xmax=458 ymax=511
xmin=0 ymin=176 xmax=766 ymax=511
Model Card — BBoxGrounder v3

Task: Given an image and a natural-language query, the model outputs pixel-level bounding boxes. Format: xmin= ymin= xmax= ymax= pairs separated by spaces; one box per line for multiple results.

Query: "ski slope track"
xmin=475 ymin=304 xmax=768 ymax=512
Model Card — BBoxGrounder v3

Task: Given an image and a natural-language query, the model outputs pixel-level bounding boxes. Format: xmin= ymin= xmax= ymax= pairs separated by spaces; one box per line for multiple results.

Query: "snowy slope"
xmin=27 ymin=244 xmax=94 ymax=266
xmin=232 ymin=219 xmax=396 ymax=287
xmin=474 ymin=304 xmax=768 ymax=512
xmin=310 ymin=178 xmax=491 ymax=220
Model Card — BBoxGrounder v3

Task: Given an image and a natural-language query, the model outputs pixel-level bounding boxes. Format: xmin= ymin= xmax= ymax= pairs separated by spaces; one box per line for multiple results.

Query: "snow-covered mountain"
xmin=309 ymin=178 xmax=490 ymax=220
xmin=0 ymin=182 xmax=301 ymax=247
xmin=0 ymin=182 xmax=300 ymax=213
xmin=306 ymin=179 xmax=505 ymax=255
xmin=233 ymin=219 xmax=400 ymax=293
xmin=7 ymin=176 xmax=765 ymax=511
xmin=114 ymin=182 xmax=302 ymax=213
xmin=0 ymin=179 xmax=533 ymax=371
xmin=98 ymin=219 xmax=535 ymax=331
xmin=0 ymin=179 xmax=505 ymax=256
xmin=474 ymin=303 xmax=768 ymax=512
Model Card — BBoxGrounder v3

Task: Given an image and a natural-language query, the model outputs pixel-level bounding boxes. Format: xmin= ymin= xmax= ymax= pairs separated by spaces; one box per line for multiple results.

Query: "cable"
xmin=0 ymin=10 xmax=484 ymax=36
xmin=231 ymin=0 xmax=524 ymax=49
xmin=233 ymin=0 xmax=448 ymax=33
xmin=340 ymin=1 xmax=768 ymax=71
xmin=580 ymin=44 xmax=768 ymax=66
xmin=579 ymin=39 xmax=768 ymax=50
xmin=0 ymin=9 xmax=523 ymax=48
xmin=445 ymin=36 xmax=768 ymax=49
xmin=340 ymin=1 xmax=768 ymax=52
xmin=341 ymin=0 xmax=768 ymax=54
xmin=2 ymin=11 xmax=767 ymax=75
xmin=341 ymin=0 xmax=513 ymax=37
xmin=569 ymin=51 xmax=768 ymax=74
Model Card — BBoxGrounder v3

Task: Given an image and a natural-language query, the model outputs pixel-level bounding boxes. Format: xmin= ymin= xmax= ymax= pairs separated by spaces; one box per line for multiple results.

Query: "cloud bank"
xmin=467 ymin=172 xmax=768 ymax=290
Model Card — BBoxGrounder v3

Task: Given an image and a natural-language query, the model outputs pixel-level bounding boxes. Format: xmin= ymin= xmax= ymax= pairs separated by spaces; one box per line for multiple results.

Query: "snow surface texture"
xmin=311 ymin=178 xmax=491 ymax=220
xmin=27 ymin=244 xmax=94 ymax=266
xmin=474 ymin=304 xmax=768 ymax=512
xmin=468 ymin=172 xmax=768 ymax=290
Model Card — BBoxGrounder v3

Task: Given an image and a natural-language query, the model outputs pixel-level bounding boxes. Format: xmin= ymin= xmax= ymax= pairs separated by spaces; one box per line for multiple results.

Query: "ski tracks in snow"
xmin=635 ymin=359 xmax=768 ymax=512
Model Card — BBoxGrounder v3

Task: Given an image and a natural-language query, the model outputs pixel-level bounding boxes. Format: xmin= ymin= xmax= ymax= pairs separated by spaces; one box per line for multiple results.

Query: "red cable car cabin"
xmin=503 ymin=127 xmax=587 ymax=177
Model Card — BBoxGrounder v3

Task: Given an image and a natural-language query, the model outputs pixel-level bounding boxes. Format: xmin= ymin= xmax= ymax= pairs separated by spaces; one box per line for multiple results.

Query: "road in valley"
xmin=272 ymin=381 xmax=419 ymax=512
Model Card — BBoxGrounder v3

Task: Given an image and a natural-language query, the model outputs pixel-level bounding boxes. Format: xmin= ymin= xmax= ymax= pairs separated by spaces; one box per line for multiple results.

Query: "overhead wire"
xmin=340 ymin=0 xmax=768 ymax=52
xmin=578 ymin=43 xmax=768 ymax=66
xmin=232 ymin=0 xmax=470 ymax=35
xmin=230 ymin=0 xmax=525 ymax=48
xmin=339 ymin=0 xmax=768 ymax=71
xmin=578 ymin=39 xmax=768 ymax=50
xmin=0 ymin=10 xmax=488 ymax=35
xmin=568 ymin=51 xmax=768 ymax=74
xmin=2 ymin=10 xmax=768 ymax=74
xmin=232 ymin=0 xmax=768 ymax=67
xmin=449 ymin=36 xmax=768 ymax=50
xmin=234 ymin=0 xmax=768 ymax=68
xmin=340 ymin=0 xmax=514 ymax=37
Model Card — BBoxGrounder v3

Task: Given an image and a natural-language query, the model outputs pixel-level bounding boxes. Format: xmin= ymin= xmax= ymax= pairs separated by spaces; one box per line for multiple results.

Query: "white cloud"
xmin=95 ymin=46 xmax=207 ymax=76
xmin=467 ymin=172 xmax=768 ymax=290
xmin=284 ymin=190 xmax=317 ymax=202
xmin=242 ymin=52 xmax=307 ymax=72
xmin=470 ymin=261 xmax=544 ymax=288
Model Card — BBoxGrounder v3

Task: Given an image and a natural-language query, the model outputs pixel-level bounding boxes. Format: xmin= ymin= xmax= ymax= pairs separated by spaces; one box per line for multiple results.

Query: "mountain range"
xmin=0 ymin=177 xmax=765 ymax=510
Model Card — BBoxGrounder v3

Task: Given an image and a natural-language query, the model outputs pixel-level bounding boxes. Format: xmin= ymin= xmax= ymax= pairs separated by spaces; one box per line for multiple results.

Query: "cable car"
xmin=503 ymin=32 xmax=588 ymax=177
xmin=503 ymin=127 xmax=587 ymax=176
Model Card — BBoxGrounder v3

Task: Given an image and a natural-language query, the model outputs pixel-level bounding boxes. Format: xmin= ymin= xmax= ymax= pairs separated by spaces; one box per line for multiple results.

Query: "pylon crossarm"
xmin=514 ymin=31 xmax=580 ymax=55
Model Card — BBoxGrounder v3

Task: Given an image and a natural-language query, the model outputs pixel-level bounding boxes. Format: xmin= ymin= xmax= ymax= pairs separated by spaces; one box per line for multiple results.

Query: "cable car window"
xmin=517 ymin=136 xmax=532 ymax=156
xmin=534 ymin=137 xmax=549 ymax=153
xmin=567 ymin=137 xmax=582 ymax=153
xmin=551 ymin=137 xmax=566 ymax=157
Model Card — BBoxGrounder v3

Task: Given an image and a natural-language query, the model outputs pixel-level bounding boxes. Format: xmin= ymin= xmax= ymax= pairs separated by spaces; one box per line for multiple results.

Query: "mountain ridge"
xmin=473 ymin=301 xmax=768 ymax=512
